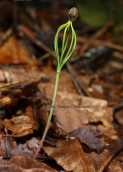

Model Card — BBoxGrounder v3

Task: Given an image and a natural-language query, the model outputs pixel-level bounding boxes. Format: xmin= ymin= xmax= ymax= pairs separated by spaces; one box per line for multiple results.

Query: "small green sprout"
xmin=33 ymin=7 xmax=78 ymax=159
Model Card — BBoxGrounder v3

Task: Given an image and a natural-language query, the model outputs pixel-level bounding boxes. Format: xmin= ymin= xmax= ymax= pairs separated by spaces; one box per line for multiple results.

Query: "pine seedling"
xmin=33 ymin=7 xmax=78 ymax=159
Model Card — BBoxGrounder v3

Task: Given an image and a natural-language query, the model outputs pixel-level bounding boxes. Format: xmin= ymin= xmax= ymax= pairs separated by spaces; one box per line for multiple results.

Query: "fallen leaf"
xmin=0 ymin=116 xmax=33 ymax=135
xmin=39 ymin=69 xmax=77 ymax=94
xmin=24 ymin=106 xmax=38 ymax=131
xmin=69 ymin=126 xmax=104 ymax=153
xmin=0 ymin=156 xmax=57 ymax=172
xmin=39 ymin=83 xmax=116 ymax=138
xmin=2 ymin=66 xmax=46 ymax=83
xmin=114 ymin=109 xmax=123 ymax=125
xmin=43 ymin=139 xmax=95 ymax=172
xmin=32 ymin=92 xmax=52 ymax=131
xmin=0 ymin=96 xmax=18 ymax=108
xmin=0 ymin=36 xmax=33 ymax=64
xmin=10 ymin=156 xmax=55 ymax=171
xmin=87 ymin=138 xmax=123 ymax=171
xmin=26 ymin=137 xmax=38 ymax=153
xmin=0 ymin=128 xmax=42 ymax=158
xmin=33 ymin=107 xmax=50 ymax=131
xmin=0 ymin=91 xmax=51 ymax=135
xmin=87 ymin=151 xmax=123 ymax=172
xmin=0 ymin=164 xmax=55 ymax=172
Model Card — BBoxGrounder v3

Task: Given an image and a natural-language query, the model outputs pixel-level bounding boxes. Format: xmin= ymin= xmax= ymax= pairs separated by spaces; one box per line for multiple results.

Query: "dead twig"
xmin=66 ymin=62 xmax=84 ymax=95
xmin=80 ymin=20 xmax=114 ymax=53
xmin=97 ymin=142 xmax=123 ymax=172
xmin=59 ymin=32 xmax=123 ymax=52
xmin=1 ymin=131 xmax=29 ymax=138
xmin=112 ymin=101 xmax=123 ymax=113
xmin=4 ymin=127 xmax=11 ymax=158
xmin=77 ymin=36 xmax=123 ymax=52
xmin=0 ymin=27 xmax=13 ymax=47
xmin=17 ymin=25 xmax=56 ymax=58
xmin=66 ymin=62 xmax=92 ymax=97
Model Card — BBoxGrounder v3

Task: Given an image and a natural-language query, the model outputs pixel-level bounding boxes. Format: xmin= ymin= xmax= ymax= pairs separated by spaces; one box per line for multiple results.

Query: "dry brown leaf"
xmin=39 ymin=69 xmax=77 ymax=94
xmin=24 ymin=106 xmax=38 ymax=131
xmin=0 ymin=116 xmax=33 ymax=135
xmin=26 ymin=137 xmax=39 ymax=153
xmin=0 ymin=96 xmax=18 ymax=108
xmin=39 ymin=83 xmax=116 ymax=138
xmin=0 ymin=164 xmax=55 ymax=172
xmin=0 ymin=106 xmax=39 ymax=135
xmin=0 ymin=36 xmax=33 ymax=64
xmin=0 ymin=156 xmax=57 ymax=172
xmin=106 ymin=159 xmax=123 ymax=172
xmin=2 ymin=67 xmax=46 ymax=83
xmin=87 ymin=138 xmax=123 ymax=171
xmin=114 ymin=109 xmax=123 ymax=125
xmin=69 ymin=126 xmax=104 ymax=153
xmin=33 ymin=106 xmax=51 ymax=131
xmin=0 ymin=128 xmax=42 ymax=158
xmin=87 ymin=151 xmax=123 ymax=172
xmin=43 ymin=139 xmax=95 ymax=172
xmin=32 ymin=91 xmax=52 ymax=131
xmin=10 ymin=156 xmax=56 ymax=171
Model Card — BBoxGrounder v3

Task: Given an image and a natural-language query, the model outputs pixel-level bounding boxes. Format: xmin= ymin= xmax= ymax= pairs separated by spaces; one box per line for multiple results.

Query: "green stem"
xmin=33 ymin=71 xmax=60 ymax=159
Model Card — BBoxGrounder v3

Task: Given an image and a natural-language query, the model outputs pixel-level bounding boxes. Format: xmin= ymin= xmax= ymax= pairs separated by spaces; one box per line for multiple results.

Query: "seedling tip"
xmin=68 ymin=7 xmax=78 ymax=21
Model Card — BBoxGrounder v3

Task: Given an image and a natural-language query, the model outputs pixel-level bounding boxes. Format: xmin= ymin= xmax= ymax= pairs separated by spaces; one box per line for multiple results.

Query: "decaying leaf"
xmin=24 ymin=106 xmax=38 ymax=131
xmin=0 ymin=36 xmax=33 ymax=64
xmin=2 ymin=67 xmax=47 ymax=83
xmin=43 ymin=139 xmax=95 ymax=172
xmin=10 ymin=156 xmax=55 ymax=171
xmin=0 ymin=116 xmax=33 ymax=135
xmin=26 ymin=137 xmax=39 ymax=153
xmin=0 ymin=156 xmax=57 ymax=172
xmin=87 ymin=138 xmax=123 ymax=171
xmin=0 ymin=164 xmax=56 ymax=172
xmin=0 ymin=106 xmax=39 ymax=135
xmin=33 ymin=107 xmax=51 ymax=131
xmin=0 ymin=96 xmax=18 ymax=108
xmin=0 ymin=128 xmax=42 ymax=158
xmin=69 ymin=126 xmax=104 ymax=153
xmin=32 ymin=92 xmax=52 ymax=131
xmin=39 ymin=83 xmax=116 ymax=138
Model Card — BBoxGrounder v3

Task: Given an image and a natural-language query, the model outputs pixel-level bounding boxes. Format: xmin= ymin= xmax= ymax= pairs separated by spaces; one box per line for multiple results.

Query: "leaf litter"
xmin=0 ymin=1 xmax=123 ymax=172
xmin=69 ymin=126 xmax=104 ymax=153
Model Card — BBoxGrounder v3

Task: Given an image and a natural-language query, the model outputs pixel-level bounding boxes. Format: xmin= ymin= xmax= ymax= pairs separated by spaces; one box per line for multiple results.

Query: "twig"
xmin=66 ymin=62 xmax=92 ymax=97
xmin=4 ymin=127 xmax=11 ymax=158
xmin=97 ymin=144 xmax=123 ymax=172
xmin=77 ymin=36 xmax=123 ymax=52
xmin=91 ymin=21 xmax=114 ymax=39
xmin=76 ymin=78 xmax=92 ymax=97
xmin=66 ymin=62 xmax=84 ymax=95
xmin=80 ymin=20 xmax=114 ymax=53
xmin=59 ymin=33 xmax=123 ymax=52
xmin=108 ymin=68 xmax=123 ymax=75
xmin=1 ymin=131 xmax=29 ymax=138
xmin=112 ymin=101 xmax=123 ymax=113
xmin=0 ymin=27 xmax=13 ymax=47
xmin=17 ymin=25 xmax=56 ymax=58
